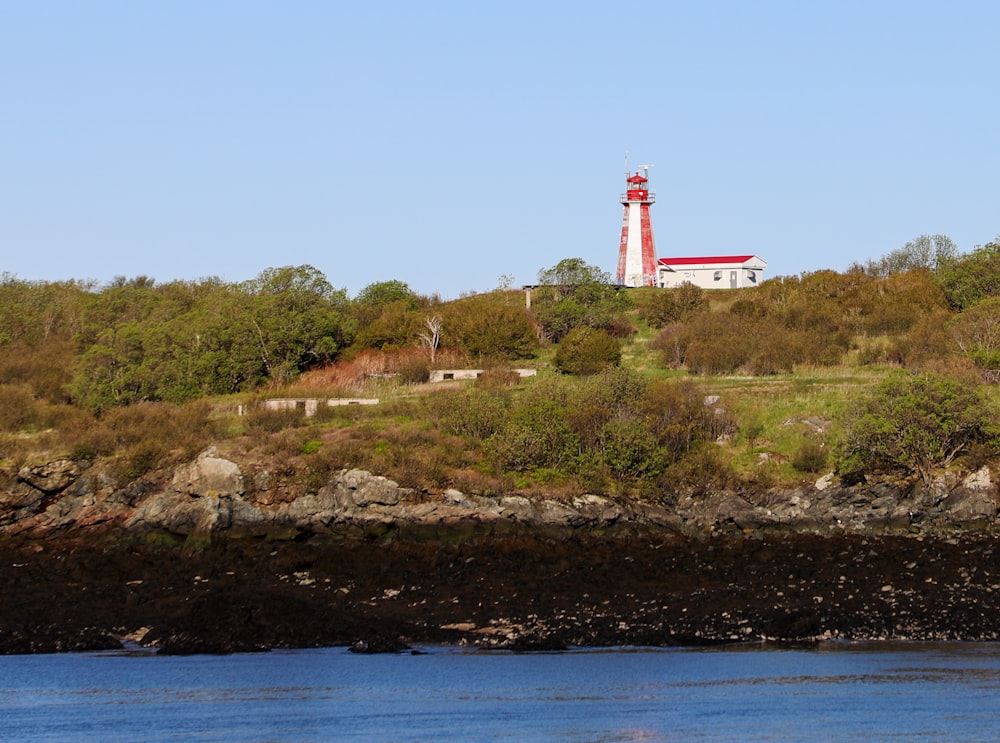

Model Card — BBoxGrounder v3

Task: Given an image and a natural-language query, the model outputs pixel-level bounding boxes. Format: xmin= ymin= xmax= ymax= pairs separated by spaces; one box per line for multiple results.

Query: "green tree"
xmin=354 ymin=279 xmax=417 ymax=307
xmin=70 ymin=266 xmax=352 ymax=410
xmin=936 ymin=241 xmax=1000 ymax=310
xmin=242 ymin=265 xmax=350 ymax=384
xmin=352 ymin=279 xmax=421 ymax=329
xmin=537 ymin=257 xmax=611 ymax=286
xmin=352 ymin=300 xmax=421 ymax=351
xmin=533 ymin=257 xmax=632 ymax=342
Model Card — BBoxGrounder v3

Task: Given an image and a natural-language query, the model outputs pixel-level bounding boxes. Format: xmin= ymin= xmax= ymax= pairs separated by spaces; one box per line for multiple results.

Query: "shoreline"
xmin=3 ymin=529 xmax=999 ymax=655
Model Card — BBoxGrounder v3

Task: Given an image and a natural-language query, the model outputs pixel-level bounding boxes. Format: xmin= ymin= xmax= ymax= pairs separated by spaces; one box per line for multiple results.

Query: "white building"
xmin=657 ymin=255 xmax=767 ymax=290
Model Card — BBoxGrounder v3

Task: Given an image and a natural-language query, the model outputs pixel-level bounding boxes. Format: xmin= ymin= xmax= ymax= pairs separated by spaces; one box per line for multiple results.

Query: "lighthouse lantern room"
xmin=615 ymin=166 xmax=658 ymax=287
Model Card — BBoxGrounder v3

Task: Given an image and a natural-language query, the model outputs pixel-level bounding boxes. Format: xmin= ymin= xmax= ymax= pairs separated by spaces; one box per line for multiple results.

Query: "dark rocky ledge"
xmin=1 ymin=450 xmax=999 ymax=654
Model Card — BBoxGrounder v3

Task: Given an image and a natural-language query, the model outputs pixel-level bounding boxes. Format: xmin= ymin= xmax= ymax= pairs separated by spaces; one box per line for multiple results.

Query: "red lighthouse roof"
xmin=626 ymin=172 xmax=648 ymax=184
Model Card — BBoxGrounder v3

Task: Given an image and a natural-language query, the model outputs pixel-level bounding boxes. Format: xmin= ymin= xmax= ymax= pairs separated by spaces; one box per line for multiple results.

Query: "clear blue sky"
xmin=2 ymin=1 xmax=997 ymax=299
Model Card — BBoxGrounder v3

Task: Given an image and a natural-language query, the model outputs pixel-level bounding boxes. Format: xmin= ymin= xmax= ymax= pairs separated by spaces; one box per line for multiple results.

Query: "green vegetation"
xmin=554 ymin=327 xmax=621 ymax=374
xmin=840 ymin=372 xmax=995 ymax=483
xmin=2 ymin=235 xmax=1000 ymax=498
xmin=531 ymin=258 xmax=633 ymax=341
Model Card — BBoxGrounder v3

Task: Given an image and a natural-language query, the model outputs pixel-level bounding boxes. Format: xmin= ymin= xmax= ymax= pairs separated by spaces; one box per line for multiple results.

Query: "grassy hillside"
xmin=2 ymin=248 xmax=1000 ymax=500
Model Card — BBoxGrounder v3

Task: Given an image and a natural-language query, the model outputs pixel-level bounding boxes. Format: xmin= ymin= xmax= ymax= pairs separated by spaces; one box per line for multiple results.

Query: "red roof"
xmin=626 ymin=173 xmax=648 ymax=184
xmin=659 ymin=255 xmax=758 ymax=266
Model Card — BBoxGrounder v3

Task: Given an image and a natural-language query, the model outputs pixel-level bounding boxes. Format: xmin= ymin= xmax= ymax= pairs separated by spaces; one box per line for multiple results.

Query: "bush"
xmin=951 ymin=296 xmax=1000 ymax=369
xmin=554 ymin=327 xmax=621 ymax=375
xmin=599 ymin=417 xmax=662 ymax=480
xmin=839 ymin=372 xmax=996 ymax=482
xmin=441 ymin=297 xmax=538 ymax=359
xmin=397 ymin=354 xmax=430 ymax=384
xmin=650 ymin=323 xmax=686 ymax=368
xmin=893 ymin=310 xmax=953 ymax=369
xmin=640 ymin=285 xmax=708 ymax=329
xmin=475 ymin=368 xmax=522 ymax=389
xmin=792 ymin=438 xmax=828 ymax=473
xmin=0 ymin=339 xmax=75 ymax=403
xmin=642 ymin=379 xmax=733 ymax=462
xmin=675 ymin=314 xmax=752 ymax=374
xmin=0 ymin=384 xmax=41 ymax=432
xmin=936 ymin=241 xmax=1000 ymax=310
xmin=244 ymin=406 xmax=308 ymax=433
xmin=660 ymin=445 xmax=735 ymax=495
xmin=747 ymin=332 xmax=801 ymax=375
xmin=111 ymin=440 xmax=167 ymax=483
xmin=485 ymin=376 xmax=579 ymax=471
xmin=424 ymin=387 xmax=510 ymax=440
xmin=532 ymin=258 xmax=633 ymax=342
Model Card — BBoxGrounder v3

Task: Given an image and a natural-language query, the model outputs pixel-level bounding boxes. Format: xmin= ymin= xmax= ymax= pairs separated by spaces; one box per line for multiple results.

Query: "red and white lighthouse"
xmin=615 ymin=166 xmax=658 ymax=287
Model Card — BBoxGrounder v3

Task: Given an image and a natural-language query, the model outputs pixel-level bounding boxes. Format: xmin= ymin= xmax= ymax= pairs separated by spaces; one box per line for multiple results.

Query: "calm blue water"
xmin=2 ymin=643 xmax=1000 ymax=742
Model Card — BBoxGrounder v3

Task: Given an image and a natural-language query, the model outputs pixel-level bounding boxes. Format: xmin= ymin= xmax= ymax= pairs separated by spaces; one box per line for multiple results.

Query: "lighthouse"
xmin=615 ymin=165 xmax=657 ymax=287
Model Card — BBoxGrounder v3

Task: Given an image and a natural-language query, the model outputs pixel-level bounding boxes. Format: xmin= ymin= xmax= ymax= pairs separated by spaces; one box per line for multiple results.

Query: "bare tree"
xmin=418 ymin=315 xmax=442 ymax=363
xmin=863 ymin=234 xmax=958 ymax=277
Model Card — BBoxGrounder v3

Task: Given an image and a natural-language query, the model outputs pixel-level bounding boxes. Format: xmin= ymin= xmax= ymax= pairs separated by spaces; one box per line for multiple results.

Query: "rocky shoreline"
xmin=2 ymin=450 xmax=1000 ymax=654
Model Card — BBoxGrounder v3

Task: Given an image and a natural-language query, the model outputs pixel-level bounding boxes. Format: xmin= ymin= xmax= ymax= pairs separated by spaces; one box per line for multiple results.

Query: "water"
xmin=2 ymin=643 xmax=1000 ymax=742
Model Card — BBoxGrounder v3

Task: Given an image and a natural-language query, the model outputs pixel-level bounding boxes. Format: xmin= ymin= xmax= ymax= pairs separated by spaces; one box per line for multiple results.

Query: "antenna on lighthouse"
xmin=624 ymin=150 xmax=629 ymax=178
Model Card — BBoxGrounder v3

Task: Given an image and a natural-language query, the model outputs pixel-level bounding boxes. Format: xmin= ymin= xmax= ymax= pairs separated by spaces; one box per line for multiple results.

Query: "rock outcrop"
xmin=2 ymin=451 xmax=998 ymax=540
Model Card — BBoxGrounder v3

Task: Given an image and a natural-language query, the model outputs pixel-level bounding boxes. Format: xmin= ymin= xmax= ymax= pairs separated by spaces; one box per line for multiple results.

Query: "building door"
xmin=730 ymin=271 xmax=738 ymax=289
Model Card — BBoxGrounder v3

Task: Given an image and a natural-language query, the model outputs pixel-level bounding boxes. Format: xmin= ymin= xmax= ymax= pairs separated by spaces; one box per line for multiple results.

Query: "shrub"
xmin=792 ymin=438 xmax=828 ymax=473
xmin=858 ymin=343 xmax=891 ymax=366
xmin=640 ymin=285 xmax=709 ymax=329
xmin=951 ymin=296 xmax=1000 ymax=369
xmin=642 ymin=379 xmax=733 ymax=462
xmin=684 ymin=335 xmax=750 ymax=375
xmin=485 ymin=376 xmax=579 ymax=471
xmin=351 ymin=299 xmax=420 ymax=351
xmin=599 ymin=417 xmax=662 ymax=480
xmin=0 ymin=339 xmax=75 ymax=403
xmin=424 ymin=387 xmax=510 ymax=440
xmin=554 ymin=327 xmax=620 ymax=375
xmin=936 ymin=241 xmax=1000 ymax=310
xmin=676 ymin=313 xmax=752 ymax=374
xmin=649 ymin=323 xmax=681 ymax=368
xmin=839 ymin=372 xmax=996 ymax=482
xmin=111 ymin=439 xmax=166 ymax=483
xmin=660 ymin=445 xmax=735 ymax=495
xmin=0 ymin=384 xmax=41 ymax=432
xmin=397 ymin=354 xmax=430 ymax=384
xmin=441 ymin=297 xmax=538 ymax=359
xmin=532 ymin=258 xmax=633 ymax=342
xmin=244 ymin=405 xmax=308 ymax=433
xmin=475 ymin=368 xmax=522 ymax=389
xmin=893 ymin=310 xmax=953 ymax=369
xmin=747 ymin=331 xmax=800 ymax=375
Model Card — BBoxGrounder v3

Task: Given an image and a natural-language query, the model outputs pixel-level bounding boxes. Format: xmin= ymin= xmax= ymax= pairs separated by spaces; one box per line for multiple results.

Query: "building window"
xmin=747 ymin=270 xmax=757 ymax=283
xmin=713 ymin=271 xmax=722 ymax=281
